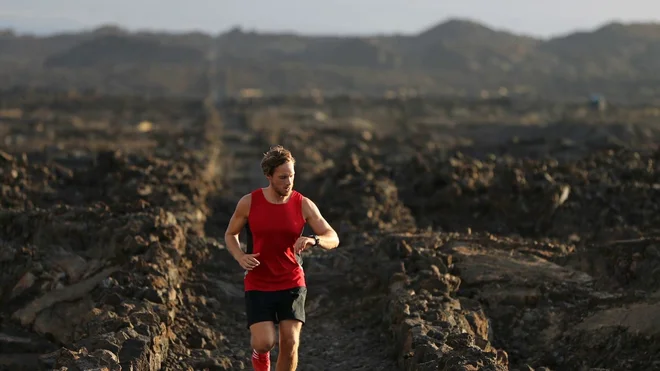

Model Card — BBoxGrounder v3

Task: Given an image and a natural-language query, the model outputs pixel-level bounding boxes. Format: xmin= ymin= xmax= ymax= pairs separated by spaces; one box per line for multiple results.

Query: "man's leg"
xmin=245 ymin=290 xmax=277 ymax=370
xmin=250 ymin=321 xmax=276 ymax=370
xmin=276 ymin=320 xmax=303 ymax=371
xmin=274 ymin=287 xmax=307 ymax=371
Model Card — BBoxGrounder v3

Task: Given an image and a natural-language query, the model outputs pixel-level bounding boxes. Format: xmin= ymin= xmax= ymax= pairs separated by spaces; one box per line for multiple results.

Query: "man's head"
xmin=261 ymin=145 xmax=296 ymax=197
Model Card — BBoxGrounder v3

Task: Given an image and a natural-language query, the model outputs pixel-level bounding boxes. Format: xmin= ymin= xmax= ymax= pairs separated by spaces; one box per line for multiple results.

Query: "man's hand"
xmin=293 ymin=237 xmax=315 ymax=254
xmin=236 ymin=252 xmax=261 ymax=270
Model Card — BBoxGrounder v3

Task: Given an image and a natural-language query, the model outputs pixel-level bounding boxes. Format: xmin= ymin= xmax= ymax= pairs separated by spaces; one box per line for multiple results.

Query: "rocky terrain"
xmin=1 ymin=91 xmax=660 ymax=371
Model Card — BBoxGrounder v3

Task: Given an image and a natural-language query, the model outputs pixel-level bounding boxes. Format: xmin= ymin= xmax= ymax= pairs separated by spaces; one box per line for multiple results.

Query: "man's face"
xmin=268 ymin=161 xmax=295 ymax=197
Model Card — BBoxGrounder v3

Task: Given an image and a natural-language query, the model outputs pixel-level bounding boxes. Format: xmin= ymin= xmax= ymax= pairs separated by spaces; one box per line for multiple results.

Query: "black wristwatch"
xmin=309 ymin=234 xmax=320 ymax=247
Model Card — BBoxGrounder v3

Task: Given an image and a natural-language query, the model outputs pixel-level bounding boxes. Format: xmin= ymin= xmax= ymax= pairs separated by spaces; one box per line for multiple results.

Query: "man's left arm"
xmin=302 ymin=197 xmax=339 ymax=250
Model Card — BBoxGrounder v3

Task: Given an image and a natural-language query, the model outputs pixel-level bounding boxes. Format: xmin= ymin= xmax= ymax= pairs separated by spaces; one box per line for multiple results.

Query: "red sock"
xmin=251 ymin=349 xmax=270 ymax=371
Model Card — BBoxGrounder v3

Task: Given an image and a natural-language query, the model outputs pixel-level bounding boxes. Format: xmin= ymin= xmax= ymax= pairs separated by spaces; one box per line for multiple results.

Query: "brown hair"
xmin=261 ymin=145 xmax=295 ymax=176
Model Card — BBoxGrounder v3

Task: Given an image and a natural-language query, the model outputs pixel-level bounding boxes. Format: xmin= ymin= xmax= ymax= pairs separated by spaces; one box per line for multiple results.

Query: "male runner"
xmin=224 ymin=145 xmax=340 ymax=371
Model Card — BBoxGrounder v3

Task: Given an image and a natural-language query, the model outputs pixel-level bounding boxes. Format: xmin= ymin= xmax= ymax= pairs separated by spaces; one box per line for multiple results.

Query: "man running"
xmin=224 ymin=145 xmax=340 ymax=371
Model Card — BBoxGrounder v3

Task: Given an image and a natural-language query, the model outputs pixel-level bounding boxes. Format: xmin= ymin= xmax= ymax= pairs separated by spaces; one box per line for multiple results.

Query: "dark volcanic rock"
xmin=6 ymin=91 xmax=660 ymax=371
xmin=0 ymin=146 xmax=216 ymax=370
xmin=375 ymin=233 xmax=509 ymax=371
xmin=395 ymin=148 xmax=660 ymax=240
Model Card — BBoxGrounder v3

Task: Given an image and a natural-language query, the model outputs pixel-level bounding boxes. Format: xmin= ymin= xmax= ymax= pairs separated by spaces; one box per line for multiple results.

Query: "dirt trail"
xmin=164 ymin=101 xmax=398 ymax=370
xmin=293 ymin=258 xmax=397 ymax=371
xmin=218 ymin=106 xmax=397 ymax=370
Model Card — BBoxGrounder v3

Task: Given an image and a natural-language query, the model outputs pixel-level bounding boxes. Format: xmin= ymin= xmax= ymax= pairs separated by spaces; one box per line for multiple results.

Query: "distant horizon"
xmin=4 ymin=0 xmax=660 ymax=39
xmin=3 ymin=16 xmax=660 ymax=40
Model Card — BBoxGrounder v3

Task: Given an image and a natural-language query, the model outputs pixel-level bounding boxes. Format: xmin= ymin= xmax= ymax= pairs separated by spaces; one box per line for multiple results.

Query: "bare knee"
xmin=251 ymin=335 xmax=276 ymax=353
xmin=278 ymin=320 xmax=302 ymax=357
xmin=250 ymin=322 xmax=276 ymax=353
xmin=279 ymin=335 xmax=299 ymax=356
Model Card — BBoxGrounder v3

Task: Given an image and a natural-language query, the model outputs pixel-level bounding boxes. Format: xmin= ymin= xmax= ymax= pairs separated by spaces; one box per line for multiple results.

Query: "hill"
xmin=2 ymin=19 xmax=660 ymax=102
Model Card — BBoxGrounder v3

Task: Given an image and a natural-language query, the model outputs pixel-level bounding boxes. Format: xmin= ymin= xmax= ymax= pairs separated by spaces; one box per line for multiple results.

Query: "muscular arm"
xmin=302 ymin=197 xmax=339 ymax=250
xmin=224 ymin=194 xmax=251 ymax=261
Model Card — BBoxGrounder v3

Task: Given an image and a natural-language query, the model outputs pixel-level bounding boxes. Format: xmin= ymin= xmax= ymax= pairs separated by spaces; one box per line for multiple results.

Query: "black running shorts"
xmin=245 ymin=287 xmax=307 ymax=329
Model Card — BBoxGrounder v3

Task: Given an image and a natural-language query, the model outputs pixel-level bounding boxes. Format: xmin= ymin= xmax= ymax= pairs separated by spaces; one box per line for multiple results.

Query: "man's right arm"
xmin=224 ymin=194 xmax=250 ymax=262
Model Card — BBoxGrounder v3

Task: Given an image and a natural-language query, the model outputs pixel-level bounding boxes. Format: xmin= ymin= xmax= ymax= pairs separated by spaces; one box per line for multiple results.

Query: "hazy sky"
xmin=2 ymin=0 xmax=660 ymax=38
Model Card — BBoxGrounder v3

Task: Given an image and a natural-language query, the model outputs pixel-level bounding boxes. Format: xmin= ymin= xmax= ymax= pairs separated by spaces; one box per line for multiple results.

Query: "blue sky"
xmin=1 ymin=0 xmax=660 ymax=38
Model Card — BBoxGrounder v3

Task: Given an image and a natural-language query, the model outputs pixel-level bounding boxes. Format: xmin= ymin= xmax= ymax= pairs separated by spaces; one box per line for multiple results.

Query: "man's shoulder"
xmin=292 ymin=189 xmax=305 ymax=198
xmin=293 ymin=191 xmax=311 ymax=204
xmin=241 ymin=188 xmax=263 ymax=202
xmin=299 ymin=194 xmax=319 ymax=210
xmin=295 ymin=190 xmax=312 ymax=201
xmin=236 ymin=192 xmax=253 ymax=210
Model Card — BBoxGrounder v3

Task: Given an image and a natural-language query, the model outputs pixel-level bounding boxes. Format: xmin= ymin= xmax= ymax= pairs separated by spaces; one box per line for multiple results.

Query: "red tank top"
xmin=244 ymin=188 xmax=306 ymax=291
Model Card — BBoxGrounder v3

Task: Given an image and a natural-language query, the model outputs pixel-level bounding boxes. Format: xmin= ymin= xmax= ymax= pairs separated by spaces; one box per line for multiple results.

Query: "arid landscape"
xmin=2 ymin=87 xmax=660 ymax=371
xmin=2 ymin=14 xmax=660 ymax=371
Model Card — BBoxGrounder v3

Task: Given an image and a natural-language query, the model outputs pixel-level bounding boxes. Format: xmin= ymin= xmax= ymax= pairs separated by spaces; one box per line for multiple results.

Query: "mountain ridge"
xmin=7 ymin=16 xmax=658 ymax=40
xmin=2 ymin=18 xmax=660 ymax=102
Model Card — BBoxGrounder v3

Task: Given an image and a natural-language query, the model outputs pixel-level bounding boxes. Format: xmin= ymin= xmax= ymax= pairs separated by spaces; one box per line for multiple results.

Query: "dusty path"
xmin=164 ymin=97 xmax=398 ymax=369
xmin=217 ymin=105 xmax=398 ymax=370
xmin=226 ymin=106 xmax=397 ymax=370
xmin=292 ymin=258 xmax=397 ymax=371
